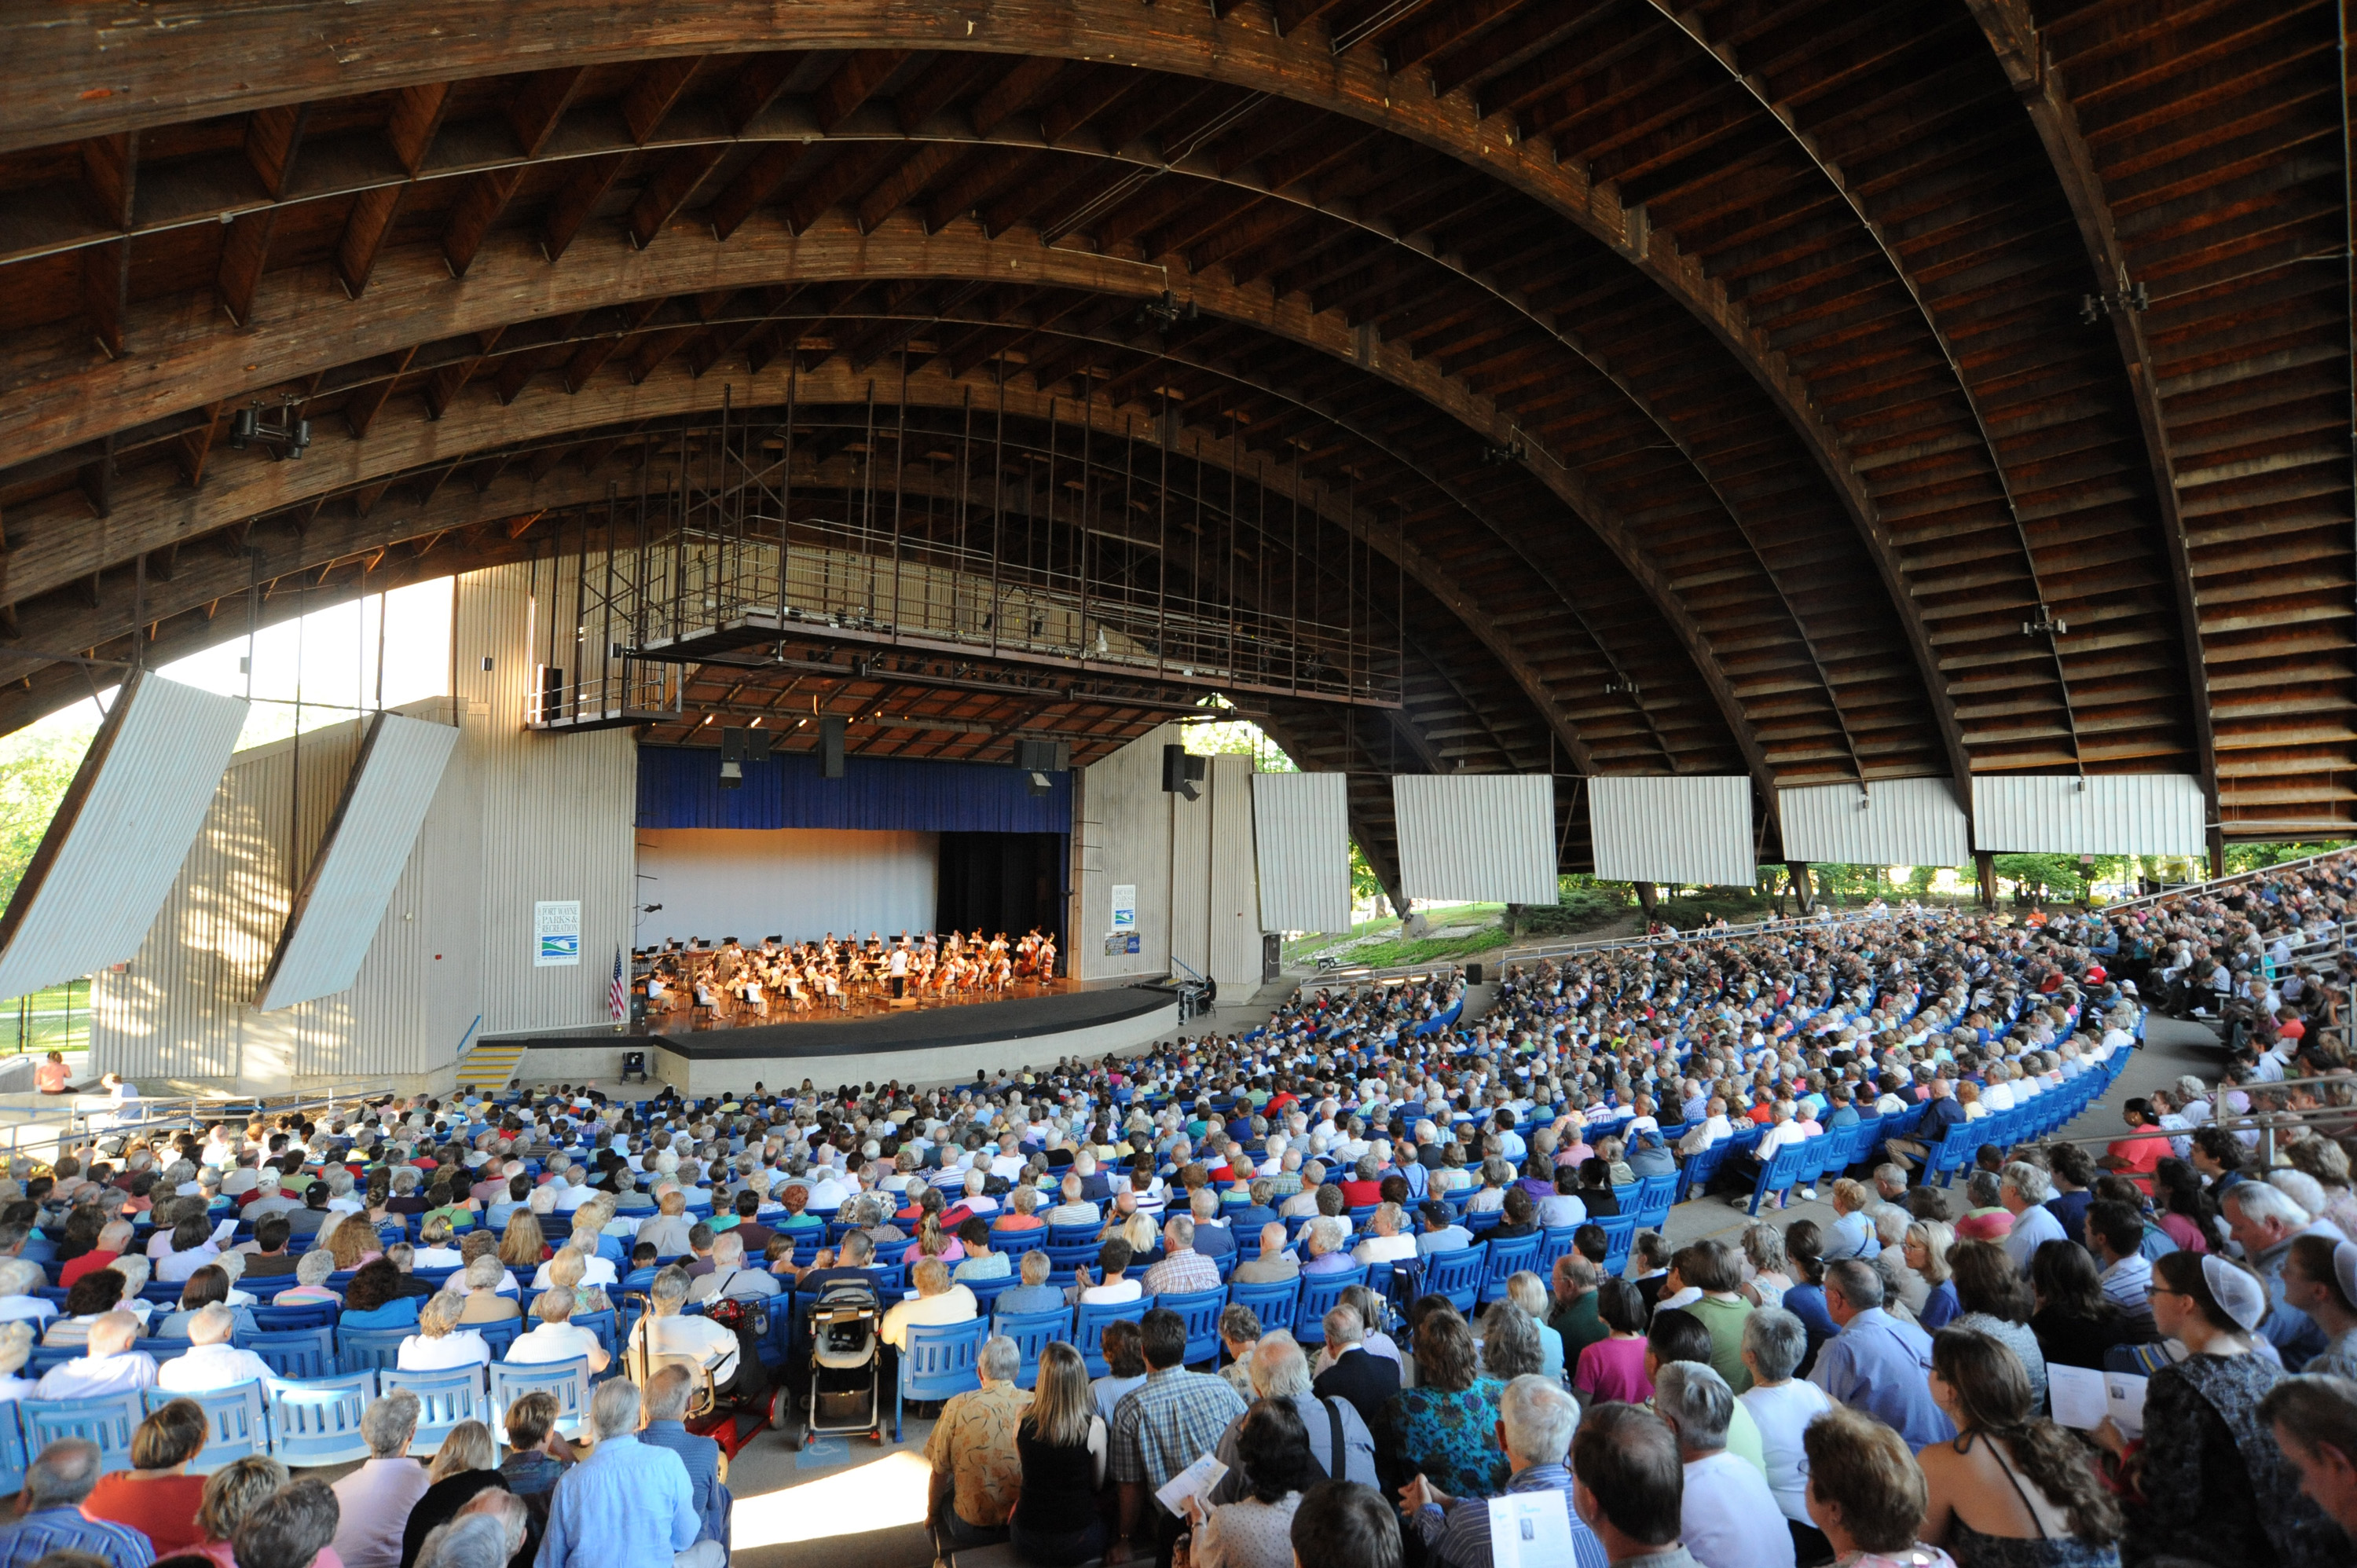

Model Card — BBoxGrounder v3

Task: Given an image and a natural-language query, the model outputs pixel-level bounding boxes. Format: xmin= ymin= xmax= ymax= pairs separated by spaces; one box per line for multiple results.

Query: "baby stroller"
xmin=802 ymin=1277 xmax=884 ymax=1449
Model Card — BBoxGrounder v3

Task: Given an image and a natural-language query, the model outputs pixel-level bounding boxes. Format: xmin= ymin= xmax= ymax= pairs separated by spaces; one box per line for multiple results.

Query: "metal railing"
xmin=0 ymin=1078 xmax=406 ymax=1168
xmin=2095 ymin=846 xmax=2357 ymax=914
xmin=1299 ymin=903 xmax=1908 ymax=990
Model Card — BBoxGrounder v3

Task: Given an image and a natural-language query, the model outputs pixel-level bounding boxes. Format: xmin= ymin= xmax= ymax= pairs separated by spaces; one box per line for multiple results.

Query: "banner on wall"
xmin=1110 ymin=884 xmax=1137 ymax=934
xmin=533 ymin=900 xmax=581 ymax=967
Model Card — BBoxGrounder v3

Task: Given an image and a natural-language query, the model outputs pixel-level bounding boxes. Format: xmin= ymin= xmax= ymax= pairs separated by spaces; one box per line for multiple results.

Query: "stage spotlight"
xmin=1027 ymin=769 xmax=1052 ymax=796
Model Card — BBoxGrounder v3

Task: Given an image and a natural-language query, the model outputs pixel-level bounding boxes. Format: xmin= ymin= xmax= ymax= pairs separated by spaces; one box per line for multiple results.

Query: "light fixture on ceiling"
xmin=227 ymin=397 xmax=311 ymax=460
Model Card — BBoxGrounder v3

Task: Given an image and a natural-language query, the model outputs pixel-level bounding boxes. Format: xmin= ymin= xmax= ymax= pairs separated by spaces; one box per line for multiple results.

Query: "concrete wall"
xmin=90 ymin=564 xmax=635 ymax=1093
xmin=1072 ymin=726 xmax=1176 ymax=982
xmin=1072 ymin=730 xmax=1263 ymax=991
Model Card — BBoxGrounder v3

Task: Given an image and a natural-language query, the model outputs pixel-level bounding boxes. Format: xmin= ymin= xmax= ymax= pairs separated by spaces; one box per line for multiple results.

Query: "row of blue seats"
xmin=1702 ymin=1047 xmax=2132 ymax=1216
xmin=26 ymin=1308 xmax=632 ymax=1384
xmin=850 ymin=1240 xmax=1617 ymax=1438
xmin=0 ymin=1358 xmax=599 ymax=1492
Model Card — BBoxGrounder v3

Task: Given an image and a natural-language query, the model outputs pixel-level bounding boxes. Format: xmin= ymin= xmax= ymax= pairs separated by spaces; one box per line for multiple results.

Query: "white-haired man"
xmin=34 ymin=1310 xmax=156 ymax=1399
xmin=539 ymin=1376 xmax=719 ymax=1567
xmin=156 ymin=1303 xmax=273 ymax=1393
xmin=1405 ymin=1373 xmax=1608 ymax=1568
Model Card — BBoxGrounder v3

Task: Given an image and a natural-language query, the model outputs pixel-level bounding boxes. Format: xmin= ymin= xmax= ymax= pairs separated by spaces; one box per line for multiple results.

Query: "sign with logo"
xmin=534 ymin=900 xmax=581 ymax=967
xmin=1110 ymin=884 xmax=1137 ymax=934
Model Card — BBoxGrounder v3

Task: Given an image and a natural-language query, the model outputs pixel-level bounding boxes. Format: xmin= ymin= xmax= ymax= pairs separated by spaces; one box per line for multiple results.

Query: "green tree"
xmin=1180 ymin=711 xmax=1296 ymax=771
xmin=0 ymin=722 xmax=96 ymax=909
xmin=1350 ymin=841 xmax=1387 ymax=909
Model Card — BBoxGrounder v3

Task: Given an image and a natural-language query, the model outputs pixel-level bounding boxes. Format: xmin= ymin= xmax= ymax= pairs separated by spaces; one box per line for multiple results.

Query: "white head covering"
xmin=2201 ymin=1255 xmax=2267 ymax=1332
xmin=2335 ymin=1240 xmax=2357 ymax=1311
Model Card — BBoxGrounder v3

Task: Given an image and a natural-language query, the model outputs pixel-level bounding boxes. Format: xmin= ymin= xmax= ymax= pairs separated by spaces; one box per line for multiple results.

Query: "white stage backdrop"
xmin=633 ymin=829 xmax=938 ymax=947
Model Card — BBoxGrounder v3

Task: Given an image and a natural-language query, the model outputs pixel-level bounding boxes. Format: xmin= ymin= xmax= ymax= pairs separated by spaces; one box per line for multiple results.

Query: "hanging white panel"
xmin=1252 ymin=771 xmax=1354 ymax=934
xmin=258 ymin=713 xmax=460 ymax=1011
xmin=1778 ymin=778 xmax=1970 ymax=866
xmin=1394 ymin=775 xmax=1558 ymax=904
xmin=0 ymin=672 xmax=248 ymax=1002
xmin=1589 ymin=775 xmax=1754 ymax=886
xmin=1970 ymin=774 xmax=2208 ymax=855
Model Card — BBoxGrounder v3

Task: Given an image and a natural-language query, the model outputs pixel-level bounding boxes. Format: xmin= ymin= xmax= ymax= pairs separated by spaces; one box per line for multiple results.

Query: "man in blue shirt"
xmin=0 ymin=1438 xmax=154 ymax=1567
xmin=1808 ymin=1261 xmax=1954 ymax=1449
xmin=640 ymin=1364 xmax=731 ymax=1554
xmin=537 ymin=1375 xmax=717 ymax=1568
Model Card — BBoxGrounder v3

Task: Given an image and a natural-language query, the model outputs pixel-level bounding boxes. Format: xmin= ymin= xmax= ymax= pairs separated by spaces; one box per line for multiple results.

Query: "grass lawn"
xmin=0 ymin=980 xmax=90 ymax=1053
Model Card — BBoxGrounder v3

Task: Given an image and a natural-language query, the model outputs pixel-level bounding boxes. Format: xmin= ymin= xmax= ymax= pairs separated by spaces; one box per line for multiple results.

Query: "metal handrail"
xmin=2096 ymin=846 xmax=2357 ymax=914
xmin=0 ymin=1077 xmax=407 ymax=1167
xmin=1303 ymin=903 xmax=1911 ymax=989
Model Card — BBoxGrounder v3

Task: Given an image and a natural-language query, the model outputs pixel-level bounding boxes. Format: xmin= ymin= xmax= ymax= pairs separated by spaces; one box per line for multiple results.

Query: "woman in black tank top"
xmin=1010 ymin=1342 xmax=1111 ymax=1566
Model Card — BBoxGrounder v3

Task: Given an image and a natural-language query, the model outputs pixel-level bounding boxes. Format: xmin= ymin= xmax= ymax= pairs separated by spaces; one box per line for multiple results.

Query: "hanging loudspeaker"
xmin=820 ymin=714 xmax=847 ymax=779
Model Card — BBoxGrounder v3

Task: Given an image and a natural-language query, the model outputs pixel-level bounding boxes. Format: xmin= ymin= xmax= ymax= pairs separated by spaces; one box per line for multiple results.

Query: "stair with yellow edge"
xmin=453 ymin=1042 xmax=528 ymax=1090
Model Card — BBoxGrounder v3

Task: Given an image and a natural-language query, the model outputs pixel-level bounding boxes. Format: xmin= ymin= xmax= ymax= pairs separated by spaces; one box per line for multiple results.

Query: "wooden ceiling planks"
xmin=0 ymin=0 xmax=2345 ymax=851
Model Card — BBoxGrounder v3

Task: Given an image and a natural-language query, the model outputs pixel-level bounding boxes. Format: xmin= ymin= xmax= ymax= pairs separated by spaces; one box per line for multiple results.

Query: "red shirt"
xmin=1339 ymin=1180 xmax=1383 ymax=1207
xmin=57 ymin=1249 xmax=120 ymax=1290
xmin=83 ymin=1471 xmax=210 ymax=1553
xmin=2105 ymin=1130 xmax=2168 ymax=1192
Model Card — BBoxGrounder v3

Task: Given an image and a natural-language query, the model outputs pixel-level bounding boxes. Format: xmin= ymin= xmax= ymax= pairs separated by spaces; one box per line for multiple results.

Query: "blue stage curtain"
xmin=636 ymin=746 xmax=1072 ymax=833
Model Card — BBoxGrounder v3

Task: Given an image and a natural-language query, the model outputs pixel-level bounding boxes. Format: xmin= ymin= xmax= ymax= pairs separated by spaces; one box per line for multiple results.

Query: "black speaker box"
xmin=820 ymin=714 xmax=847 ymax=779
xmin=1161 ymin=744 xmax=1208 ymax=793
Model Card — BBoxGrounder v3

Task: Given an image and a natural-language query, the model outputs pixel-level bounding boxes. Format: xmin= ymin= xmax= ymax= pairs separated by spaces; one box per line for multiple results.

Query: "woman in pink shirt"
xmin=1574 ymin=1278 xmax=1654 ymax=1404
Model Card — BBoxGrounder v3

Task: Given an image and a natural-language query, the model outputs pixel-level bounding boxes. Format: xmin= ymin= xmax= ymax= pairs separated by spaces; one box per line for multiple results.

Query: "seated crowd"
xmin=0 ymin=1370 xmax=726 ymax=1568
xmin=0 ymin=857 xmax=2350 ymax=1568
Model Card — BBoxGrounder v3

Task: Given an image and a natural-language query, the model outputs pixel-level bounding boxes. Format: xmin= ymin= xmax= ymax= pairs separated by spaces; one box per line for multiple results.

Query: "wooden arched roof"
xmin=1 ymin=0 xmax=2348 ymax=856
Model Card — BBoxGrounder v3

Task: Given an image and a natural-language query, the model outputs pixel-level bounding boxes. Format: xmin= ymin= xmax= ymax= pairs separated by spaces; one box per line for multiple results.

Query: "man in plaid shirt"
xmin=1109 ymin=1307 xmax=1246 ymax=1564
xmin=1141 ymin=1216 xmax=1219 ymax=1296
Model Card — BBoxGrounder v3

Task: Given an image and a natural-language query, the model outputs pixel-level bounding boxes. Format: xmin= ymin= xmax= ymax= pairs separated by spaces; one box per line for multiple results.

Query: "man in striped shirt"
xmin=0 ymin=1438 xmax=156 ymax=1567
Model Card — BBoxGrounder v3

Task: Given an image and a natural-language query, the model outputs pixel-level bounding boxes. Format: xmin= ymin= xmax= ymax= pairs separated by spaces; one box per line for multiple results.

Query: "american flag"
xmin=608 ymin=947 xmax=629 ymax=1023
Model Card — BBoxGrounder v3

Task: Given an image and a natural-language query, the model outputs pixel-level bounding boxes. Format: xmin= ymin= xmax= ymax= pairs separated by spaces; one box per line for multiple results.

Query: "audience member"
xmin=1406 ymin=1375 xmax=1604 ymax=1568
xmin=925 ymin=1333 xmax=1029 ymax=1553
xmin=1109 ymin=1307 xmax=1248 ymax=1563
xmin=80 ymin=1398 xmax=210 ymax=1555
xmin=1918 ymin=1326 xmax=2122 ymax=1568
xmin=330 ymin=1391 xmax=429 ymax=1568
xmin=537 ymin=1377 xmax=718 ymax=1567
xmin=1803 ymin=1405 xmax=1956 ymax=1568
xmin=1010 ymin=1342 xmax=1109 ymax=1567
xmin=1809 ymin=1259 xmax=1952 ymax=1448
xmin=0 ymin=1438 xmax=159 ymax=1566
xmin=398 ymin=1420 xmax=505 ymax=1568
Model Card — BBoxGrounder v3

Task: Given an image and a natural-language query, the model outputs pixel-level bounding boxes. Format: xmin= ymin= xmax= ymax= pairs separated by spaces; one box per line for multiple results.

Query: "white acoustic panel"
xmin=1394 ymin=775 xmax=1558 ymax=904
xmin=258 ymin=713 xmax=460 ymax=1011
xmin=1589 ymin=775 xmax=1755 ymax=887
xmin=1252 ymin=771 xmax=1354 ymax=934
xmin=1970 ymin=773 xmax=2208 ymax=856
xmin=0 ymin=672 xmax=248 ymax=1001
xmin=1778 ymin=778 xmax=1970 ymax=866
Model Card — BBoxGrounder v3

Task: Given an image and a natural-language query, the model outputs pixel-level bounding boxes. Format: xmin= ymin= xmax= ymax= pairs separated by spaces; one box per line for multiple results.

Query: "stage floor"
xmin=649 ymin=984 xmax=1170 ymax=1061
xmin=493 ymin=980 xmax=1176 ymax=1069
xmin=642 ymin=976 xmax=1078 ymax=1039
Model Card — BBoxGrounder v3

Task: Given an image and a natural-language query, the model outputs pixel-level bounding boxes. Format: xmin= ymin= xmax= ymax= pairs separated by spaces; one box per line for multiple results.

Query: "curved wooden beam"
xmin=3 ymin=225 xmax=1754 ymax=779
xmin=1641 ymin=0 xmax=2065 ymax=782
xmin=0 ymin=361 xmax=1619 ymax=779
xmin=0 ymin=0 xmax=1969 ymax=788
xmin=1965 ymin=0 xmax=2217 ymax=815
